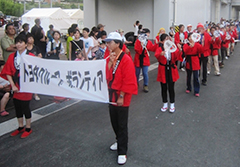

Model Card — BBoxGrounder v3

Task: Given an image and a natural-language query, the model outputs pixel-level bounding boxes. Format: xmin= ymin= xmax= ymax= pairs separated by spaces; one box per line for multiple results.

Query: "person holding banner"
xmin=46 ymin=31 xmax=65 ymax=60
xmin=1 ymin=34 xmax=34 ymax=138
xmin=184 ymin=33 xmax=204 ymax=97
xmin=155 ymin=34 xmax=182 ymax=113
xmin=105 ymin=32 xmax=138 ymax=165
xmin=134 ymin=28 xmax=158 ymax=92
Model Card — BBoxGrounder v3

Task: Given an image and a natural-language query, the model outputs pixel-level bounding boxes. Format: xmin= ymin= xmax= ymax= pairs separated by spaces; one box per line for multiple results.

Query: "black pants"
xmin=199 ymin=54 xmax=208 ymax=83
xmin=109 ymin=105 xmax=129 ymax=155
xmin=221 ymin=47 xmax=227 ymax=64
xmin=160 ymin=82 xmax=175 ymax=103
xmin=13 ymin=99 xmax=31 ymax=119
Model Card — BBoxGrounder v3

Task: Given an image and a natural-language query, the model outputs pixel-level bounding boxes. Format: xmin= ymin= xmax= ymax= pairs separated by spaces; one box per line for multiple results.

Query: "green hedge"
xmin=0 ymin=0 xmax=24 ymax=17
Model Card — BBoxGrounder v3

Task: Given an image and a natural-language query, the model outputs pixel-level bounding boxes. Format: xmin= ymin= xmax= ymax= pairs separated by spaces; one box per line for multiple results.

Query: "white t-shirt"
xmin=180 ymin=33 xmax=185 ymax=43
xmin=122 ymin=35 xmax=126 ymax=43
xmin=80 ymin=37 xmax=94 ymax=58
xmin=134 ymin=25 xmax=139 ymax=36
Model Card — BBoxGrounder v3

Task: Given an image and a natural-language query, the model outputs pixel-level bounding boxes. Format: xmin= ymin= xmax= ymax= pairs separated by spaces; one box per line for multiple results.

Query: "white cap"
xmin=104 ymin=32 xmax=122 ymax=42
xmin=187 ymin=24 xmax=192 ymax=27
xmin=220 ymin=24 xmax=224 ymax=28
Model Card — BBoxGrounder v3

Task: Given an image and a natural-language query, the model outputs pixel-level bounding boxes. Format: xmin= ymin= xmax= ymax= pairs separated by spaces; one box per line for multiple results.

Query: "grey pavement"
xmin=0 ymin=45 xmax=240 ymax=167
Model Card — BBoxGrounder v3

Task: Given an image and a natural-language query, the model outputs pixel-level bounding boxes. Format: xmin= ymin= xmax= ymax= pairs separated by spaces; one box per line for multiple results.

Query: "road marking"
xmin=0 ymin=62 xmax=159 ymax=137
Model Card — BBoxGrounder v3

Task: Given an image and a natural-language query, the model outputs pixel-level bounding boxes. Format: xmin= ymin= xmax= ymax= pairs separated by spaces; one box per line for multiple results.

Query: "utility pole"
xmin=51 ymin=0 xmax=52 ymax=8
xmin=172 ymin=0 xmax=177 ymax=27
xmin=24 ymin=0 xmax=26 ymax=13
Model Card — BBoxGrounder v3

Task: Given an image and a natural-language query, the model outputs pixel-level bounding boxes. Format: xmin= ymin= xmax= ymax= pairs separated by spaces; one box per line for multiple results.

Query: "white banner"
xmin=20 ymin=55 xmax=109 ymax=103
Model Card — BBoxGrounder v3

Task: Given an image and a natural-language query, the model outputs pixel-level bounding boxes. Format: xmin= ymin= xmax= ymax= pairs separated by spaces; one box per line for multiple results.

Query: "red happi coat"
xmin=209 ymin=35 xmax=221 ymax=56
xmin=106 ymin=52 xmax=138 ymax=107
xmin=134 ymin=39 xmax=158 ymax=67
xmin=220 ymin=32 xmax=231 ymax=48
xmin=200 ymin=32 xmax=212 ymax=57
xmin=1 ymin=52 xmax=34 ymax=101
xmin=183 ymin=43 xmax=204 ymax=71
xmin=155 ymin=46 xmax=182 ymax=83
xmin=174 ymin=32 xmax=188 ymax=45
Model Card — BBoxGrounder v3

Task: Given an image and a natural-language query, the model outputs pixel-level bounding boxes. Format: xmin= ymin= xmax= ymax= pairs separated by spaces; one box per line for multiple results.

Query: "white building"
xmin=84 ymin=0 xmax=240 ymax=39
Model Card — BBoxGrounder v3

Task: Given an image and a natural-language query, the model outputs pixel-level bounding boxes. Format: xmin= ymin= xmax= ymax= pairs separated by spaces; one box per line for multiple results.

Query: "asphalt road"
xmin=0 ymin=45 xmax=240 ymax=167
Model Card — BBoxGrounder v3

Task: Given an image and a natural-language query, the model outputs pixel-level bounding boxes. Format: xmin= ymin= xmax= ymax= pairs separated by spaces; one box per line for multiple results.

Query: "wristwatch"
xmin=119 ymin=94 xmax=124 ymax=98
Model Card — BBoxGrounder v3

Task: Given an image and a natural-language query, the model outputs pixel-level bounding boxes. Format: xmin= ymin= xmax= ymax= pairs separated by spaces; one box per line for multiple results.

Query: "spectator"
xmin=133 ymin=20 xmax=140 ymax=42
xmin=118 ymin=29 xmax=132 ymax=45
xmin=74 ymin=49 xmax=85 ymax=61
xmin=80 ymin=28 xmax=94 ymax=60
xmin=47 ymin=24 xmax=54 ymax=43
xmin=0 ymin=23 xmax=17 ymax=62
xmin=69 ymin=29 xmax=85 ymax=61
xmin=138 ymin=24 xmax=143 ymax=35
xmin=31 ymin=18 xmax=47 ymax=58
xmin=0 ymin=60 xmax=11 ymax=117
xmin=96 ymin=24 xmax=105 ymax=39
xmin=89 ymin=26 xmax=99 ymax=59
xmin=169 ymin=26 xmax=175 ymax=38
xmin=95 ymin=41 xmax=106 ymax=60
xmin=19 ymin=23 xmax=30 ymax=36
xmin=46 ymin=31 xmax=65 ymax=60
xmin=98 ymin=30 xmax=107 ymax=43
xmin=66 ymin=27 xmax=74 ymax=60
xmin=1 ymin=34 xmax=35 ymax=138
xmin=26 ymin=33 xmax=42 ymax=58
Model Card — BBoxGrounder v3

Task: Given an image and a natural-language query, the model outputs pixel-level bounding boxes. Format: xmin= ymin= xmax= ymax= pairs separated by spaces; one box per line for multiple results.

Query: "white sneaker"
xmin=180 ymin=68 xmax=185 ymax=72
xmin=34 ymin=95 xmax=40 ymax=101
xmin=207 ymin=71 xmax=210 ymax=75
xmin=118 ymin=155 xmax=127 ymax=165
xmin=169 ymin=107 xmax=175 ymax=113
xmin=110 ymin=142 xmax=117 ymax=151
xmin=215 ymin=72 xmax=221 ymax=76
xmin=225 ymin=56 xmax=228 ymax=60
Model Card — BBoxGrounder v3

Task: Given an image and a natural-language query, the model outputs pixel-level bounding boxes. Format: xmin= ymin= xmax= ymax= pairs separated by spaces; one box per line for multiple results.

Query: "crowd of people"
xmin=0 ymin=17 xmax=239 ymax=165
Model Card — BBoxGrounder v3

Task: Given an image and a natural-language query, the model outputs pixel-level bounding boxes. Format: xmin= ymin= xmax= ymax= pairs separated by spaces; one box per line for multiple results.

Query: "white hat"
xmin=187 ymin=24 xmax=192 ymax=27
xmin=104 ymin=32 xmax=122 ymax=42
xmin=220 ymin=24 xmax=224 ymax=28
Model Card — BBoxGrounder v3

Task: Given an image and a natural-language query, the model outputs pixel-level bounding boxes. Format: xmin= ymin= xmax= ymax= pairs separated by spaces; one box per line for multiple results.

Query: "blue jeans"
xmin=135 ymin=66 xmax=149 ymax=86
xmin=186 ymin=69 xmax=200 ymax=94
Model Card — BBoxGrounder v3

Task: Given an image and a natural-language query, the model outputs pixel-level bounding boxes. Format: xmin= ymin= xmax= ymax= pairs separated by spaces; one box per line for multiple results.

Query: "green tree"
xmin=0 ymin=0 xmax=24 ymax=17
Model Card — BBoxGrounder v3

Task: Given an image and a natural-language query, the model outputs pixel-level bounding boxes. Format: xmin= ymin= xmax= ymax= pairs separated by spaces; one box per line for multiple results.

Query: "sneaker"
xmin=195 ymin=93 xmax=200 ymax=97
xmin=0 ymin=110 xmax=9 ymax=117
xmin=201 ymin=82 xmax=207 ymax=86
xmin=219 ymin=64 xmax=224 ymax=68
xmin=169 ymin=107 xmax=175 ymax=113
xmin=180 ymin=68 xmax=185 ymax=72
xmin=21 ymin=130 xmax=32 ymax=138
xmin=161 ymin=107 xmax=168 ymax=112
xmin=143 ymin=86 xmax=149 ymax=93
xmin=207 ymin=71 xmax=210 ymax=75
xmin=118 ymin=155 xmax=127 ymax=165
xmin=225 ymin=56 xmax=228 ymax=60
xmin=185 ymin=90 xmax=190 ymax=94
xmin=110 ymin=142 xmax=117 ymax=151
xmin=34 ymin=95 xmax=40 ymax=101
xmin=215 ymin=72 xmax=221 ymax=76
xmin=10 ymin=128 xmax=25 ymax=137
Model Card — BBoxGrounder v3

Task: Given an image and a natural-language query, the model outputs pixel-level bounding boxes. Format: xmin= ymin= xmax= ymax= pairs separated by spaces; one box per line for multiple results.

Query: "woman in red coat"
xmin=155 ymin=34 xmax=182 ymax=113
xmin=1 ymin=34 xmax=34 ymax=138
xmin=134 ymin=28 xmax=157 ymax=92
xmin=183 ymin=33 xmax=204 ymax=97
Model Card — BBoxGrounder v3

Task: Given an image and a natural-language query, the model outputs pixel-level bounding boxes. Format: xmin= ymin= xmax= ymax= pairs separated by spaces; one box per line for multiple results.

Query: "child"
xmin=95 ymin=41 xmax=106 ymax=60
xmin=66 ymin=27 xmax=74 ymax=60
xmin=183 ymin=33 xmax=204 ymax=97
xmin=74 ymin=49 xmax=85 ymax=61
xmin=1 ymin=34 xmax=35 ymax=138
xmin=134 ymin=28 xmax=158 ymax=93
xmin=155 ymin=34 xmax=182 ymax=113
xmin=80 ymin=27 xmax=94 ymax=60
xmin=46 ymin=31 xmax=65 ymax=60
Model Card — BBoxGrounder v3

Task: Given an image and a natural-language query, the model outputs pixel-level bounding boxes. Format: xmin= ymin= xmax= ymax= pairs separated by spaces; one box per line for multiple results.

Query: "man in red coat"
xmin=197 ymin=23 xmax=211 ymax=86
xmin=104 ymin=32 xmax=138 ymax=165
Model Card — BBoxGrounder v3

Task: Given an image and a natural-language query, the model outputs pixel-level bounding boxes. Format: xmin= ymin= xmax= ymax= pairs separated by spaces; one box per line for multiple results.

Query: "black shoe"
xmin=201 ymin=82 xmax=207 ymax=86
